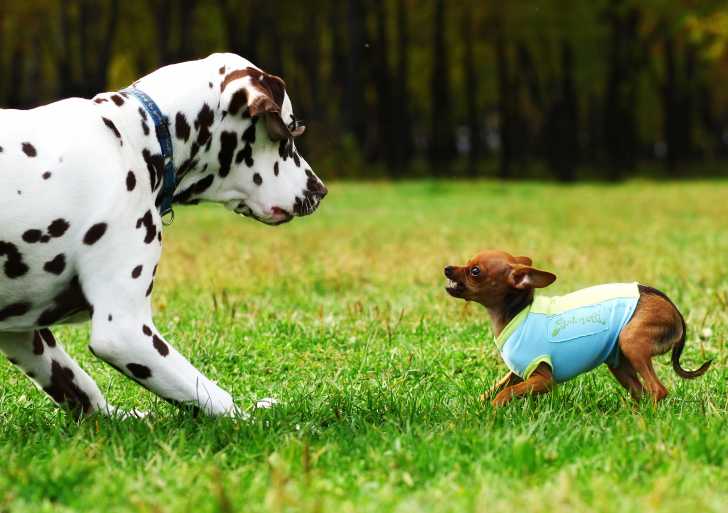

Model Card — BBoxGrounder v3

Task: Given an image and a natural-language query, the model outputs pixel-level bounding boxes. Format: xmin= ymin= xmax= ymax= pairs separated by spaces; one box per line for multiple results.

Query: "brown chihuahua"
xmin=444 ymin=250 xmax=711 ymax=407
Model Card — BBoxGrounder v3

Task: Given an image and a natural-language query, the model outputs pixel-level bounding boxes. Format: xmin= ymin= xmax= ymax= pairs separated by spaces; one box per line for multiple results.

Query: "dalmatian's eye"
xmin=470 ymin=266 xmax=480 ymax=277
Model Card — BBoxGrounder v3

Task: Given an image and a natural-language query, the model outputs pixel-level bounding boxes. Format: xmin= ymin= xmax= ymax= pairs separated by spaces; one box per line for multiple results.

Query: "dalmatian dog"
xmin=0 ymin=53 xmax=326 ymax=417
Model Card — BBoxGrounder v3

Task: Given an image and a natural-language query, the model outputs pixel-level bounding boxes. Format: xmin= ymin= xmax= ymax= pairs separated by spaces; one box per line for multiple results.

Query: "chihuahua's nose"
xmin=444 ymin=266 xmax=455 ymax=278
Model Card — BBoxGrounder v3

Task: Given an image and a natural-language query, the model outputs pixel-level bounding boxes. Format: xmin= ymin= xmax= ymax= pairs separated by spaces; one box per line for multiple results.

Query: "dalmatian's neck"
xmin=127 ymin=54 xmax=253 ymax=205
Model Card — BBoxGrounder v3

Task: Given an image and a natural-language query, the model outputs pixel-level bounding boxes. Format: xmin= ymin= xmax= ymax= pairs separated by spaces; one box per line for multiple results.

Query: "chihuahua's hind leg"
xmin=618 ymin=290 xmax=681 ymax=403
xmin=608 ymin=357 xmax=644 ymax=401
xmin=618 ymin=332 xmax=668 ymax=403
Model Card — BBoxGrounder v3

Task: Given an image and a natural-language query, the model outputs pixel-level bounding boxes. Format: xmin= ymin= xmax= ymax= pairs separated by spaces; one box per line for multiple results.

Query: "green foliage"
xmin=0 ymin=180 xmax=726 ymax=512
xmin=3 ymin=1 xmax=728 ymax=178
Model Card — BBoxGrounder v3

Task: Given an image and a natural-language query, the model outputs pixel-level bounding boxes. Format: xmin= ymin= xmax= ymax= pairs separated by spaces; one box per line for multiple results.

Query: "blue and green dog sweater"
xmin=494 ymin=283 xmax=640 ymax=383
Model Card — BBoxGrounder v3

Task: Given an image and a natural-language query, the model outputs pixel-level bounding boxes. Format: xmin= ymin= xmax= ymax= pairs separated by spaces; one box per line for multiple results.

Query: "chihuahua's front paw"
xmin=491 ymin=391 xmax=512 ymax=408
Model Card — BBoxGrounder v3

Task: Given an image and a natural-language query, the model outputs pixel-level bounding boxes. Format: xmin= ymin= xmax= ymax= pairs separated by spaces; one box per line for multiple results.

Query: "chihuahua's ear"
xmin=513 ymin=255 xmax=533 ymax=266
xmin=508 ymin=264 xmax=556 ymax=289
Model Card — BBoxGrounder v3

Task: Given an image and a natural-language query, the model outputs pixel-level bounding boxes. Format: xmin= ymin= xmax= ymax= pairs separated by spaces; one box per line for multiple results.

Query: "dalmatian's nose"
xmin=311 ymin=181 xmax=328 ymax=200
xmin=304 ymin=169 xmax=327 ymax=200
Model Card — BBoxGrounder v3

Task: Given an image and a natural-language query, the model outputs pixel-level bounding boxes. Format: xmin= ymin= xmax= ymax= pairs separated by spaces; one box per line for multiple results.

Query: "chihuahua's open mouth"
xmin=445 ymin=279 xmax=465 ymax=297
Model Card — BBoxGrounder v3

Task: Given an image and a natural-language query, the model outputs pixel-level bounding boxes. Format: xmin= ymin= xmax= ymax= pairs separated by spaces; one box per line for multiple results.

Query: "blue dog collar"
xmin=122 ymin=87 xmax=176 ymax=221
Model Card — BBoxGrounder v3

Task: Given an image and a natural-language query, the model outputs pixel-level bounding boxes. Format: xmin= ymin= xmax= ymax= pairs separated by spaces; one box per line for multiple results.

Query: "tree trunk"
xmin=329 ymin=0 xmax=346 ymax=123
xmin=393 ymin=0 xmax=413 ymax=172
xmin=176 ymin=0 xmax=197 ymax=61
xmin=58 ymin=0 xmax=75 ymax=98
xmin=152 ymin=0 xmax=175 ymax=65
xmin=267 ymin=6 xmax=285 ymax=75
xmin=373 ymin=0 xmax=394 ymax=168
xmin=344 ymin=0 xmax=367 ymax=145
xmin=99 ymin=0 xmax=120 ymax=89
xmin=662 ymin=29 xmax=678 ymax=173
xmin=545 ymin=39 xmax=579 ymax=181
xmin=660 ymin=23 xmax=701 ymax=175
xmin=430 ymin=0 xmax=455 ymax=172
xmin=218 ymin=0 xmax=245 ymax=56
xmin=494 ymin=23 xmax=513 ymax=179
xmin=8 ymin=44 xmax=25 ymax=107
xmin=603 ymin=1 xmax=640 ymax=180
xmin=586 ymin=92 xmax=603 ymax=163
xmin=462 ymin=3 xmax=481 ymax=176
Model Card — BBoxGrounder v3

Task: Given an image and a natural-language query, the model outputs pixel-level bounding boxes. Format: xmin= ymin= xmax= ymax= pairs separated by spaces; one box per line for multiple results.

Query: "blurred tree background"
xmin=2 ymin=0 xmax=728 ymax=180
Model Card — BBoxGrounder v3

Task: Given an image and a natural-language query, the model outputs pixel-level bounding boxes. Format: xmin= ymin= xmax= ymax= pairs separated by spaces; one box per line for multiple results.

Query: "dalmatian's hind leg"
xmin=0 ymin=329 xmax=124 ymax=418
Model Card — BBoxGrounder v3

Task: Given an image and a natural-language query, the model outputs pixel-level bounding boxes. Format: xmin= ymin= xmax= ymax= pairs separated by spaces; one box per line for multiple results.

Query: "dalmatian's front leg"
xmin=79 ymin=254 xmax=234 ymax=415
xmin=77 ymin=210 xmax=237 ymax=416
xmin=88 ymin=309 xmax=236 ymax=414
xmin=87 ymin=310 xmax=236 ymax=415
xmin=0 ymin=329 xmax=118 ymax=417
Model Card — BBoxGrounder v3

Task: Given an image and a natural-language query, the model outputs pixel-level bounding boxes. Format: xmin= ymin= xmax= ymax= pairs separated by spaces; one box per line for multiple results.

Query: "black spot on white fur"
xmin=22 ymin=143 xmax=37 ymax=157
xmin=0 ymin=241 xmax=29 ymax=278
xmin=43 ymin=254 xmax=66 ymax=275
xmin=48 ymin=219 xmax=69 ymax=238
xmin=32 ymin=331 xmax=44 ymax=354
xmin=135 ymin=210 xmax=157 ymax=244
xmin=36 ymin=276 xmax=89 ymax=326
xmin=23 ymin=219 xmax=69 ymax=244
xmin=0 ymin=302 xmax=31 ymax=321
xmin=235 ymin=144 xmax=253 ymax=167
xmin=83 ymin=223 xmax=107 ymax=245
xmin=218 ymin=132 xmax=238 ymax=177
xmin=40 ymin=329 xmax=57 ymax=347
xmin=152 ymin=335 xmax=169 ymax=356
xmin=176 ymin=113 xmax=191 ymax=142
xmin=102 ymin=118 xmax=122 ymax=145
xmin=45 ymin=359 xmax=92 ymax=417
xmin=126 ymin=171 xmax=136 ymax=191
xmin=126 ymin=363 xmax=151 ymax=379
xmin=142 ymin=149 xmax=164 ymax=191
xmin=242 ymin=124 xmax=256 ymax=144
xmin=173 ymin=174 xmax=214 ymax=204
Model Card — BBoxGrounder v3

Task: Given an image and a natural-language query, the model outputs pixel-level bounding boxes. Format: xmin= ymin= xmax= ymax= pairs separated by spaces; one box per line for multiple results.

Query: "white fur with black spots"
xmin=0 ymin=53 xmax=326 ymax=417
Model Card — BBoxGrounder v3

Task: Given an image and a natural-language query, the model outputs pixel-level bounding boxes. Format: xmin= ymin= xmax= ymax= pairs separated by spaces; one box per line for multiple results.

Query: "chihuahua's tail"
xmin=669 ymin=298 xmax=711 ymax=380
xmin=639 ymin=285 xmax=711 ymax=379
xmin=672 ymin=311 xmax=712 ymax=379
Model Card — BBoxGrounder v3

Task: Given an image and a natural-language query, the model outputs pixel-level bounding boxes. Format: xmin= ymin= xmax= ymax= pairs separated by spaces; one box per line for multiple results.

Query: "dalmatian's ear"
xmin=220 ymin=67 xmax=305 ymax=141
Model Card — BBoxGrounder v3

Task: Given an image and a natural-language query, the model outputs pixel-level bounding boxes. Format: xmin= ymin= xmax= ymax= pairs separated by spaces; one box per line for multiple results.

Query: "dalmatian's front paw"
xmin=99 ymin=405 xmax=148 ymax=419
xmin=227 ymin=397 xmax=279 ymax=421
xmin=255 ymin=397 xmax=279 ymax=410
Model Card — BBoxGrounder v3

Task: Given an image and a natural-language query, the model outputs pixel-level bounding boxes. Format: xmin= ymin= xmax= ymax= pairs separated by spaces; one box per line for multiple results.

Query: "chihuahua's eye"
xmin=470 ymin=266 xmax=480 ymax=277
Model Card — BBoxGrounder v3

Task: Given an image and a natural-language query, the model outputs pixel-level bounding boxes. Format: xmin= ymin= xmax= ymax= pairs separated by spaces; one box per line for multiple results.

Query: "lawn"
xmin=0 ymin=180 xmax=726 ymax=513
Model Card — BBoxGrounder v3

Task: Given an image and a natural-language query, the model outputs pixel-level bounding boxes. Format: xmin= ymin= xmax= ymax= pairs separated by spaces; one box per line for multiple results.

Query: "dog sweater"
xmin=494 ymin=283 xmax=640 ymax=383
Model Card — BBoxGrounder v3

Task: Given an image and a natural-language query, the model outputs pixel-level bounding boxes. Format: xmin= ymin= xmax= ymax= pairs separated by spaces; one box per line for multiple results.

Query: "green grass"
xmin=1 ymin=180 xmax=727 ymax=513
